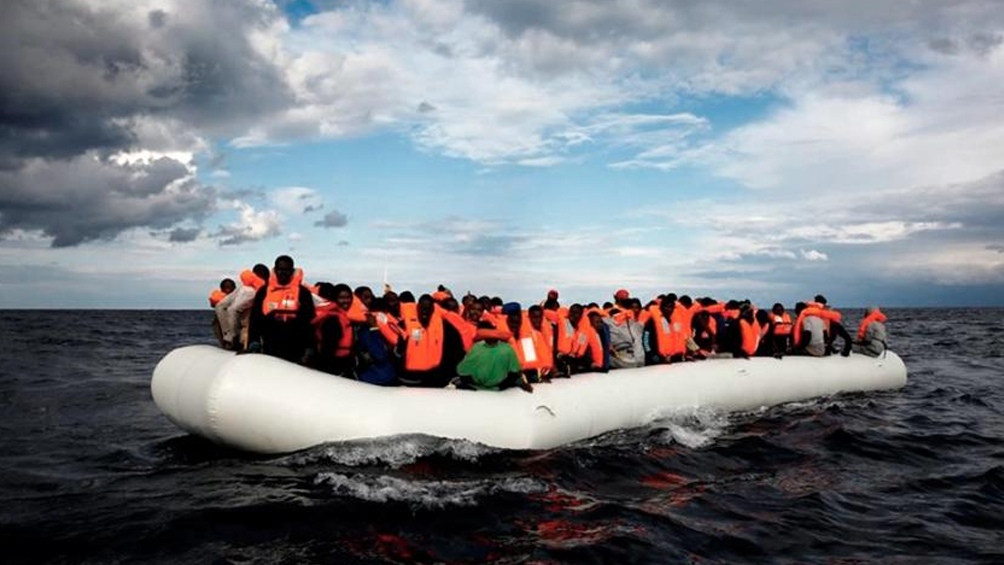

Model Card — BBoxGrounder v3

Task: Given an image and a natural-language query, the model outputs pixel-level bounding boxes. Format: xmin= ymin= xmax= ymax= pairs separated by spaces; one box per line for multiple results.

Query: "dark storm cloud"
xmin=0 ymin=156 xmax=216 ymax=247
xmin=0 ymin=0 xmax=294 ymax=246
xmin=168 ymin=226 xmax=201 ymax=242
xmin=314 ymin=210 xmax=349 ymax=228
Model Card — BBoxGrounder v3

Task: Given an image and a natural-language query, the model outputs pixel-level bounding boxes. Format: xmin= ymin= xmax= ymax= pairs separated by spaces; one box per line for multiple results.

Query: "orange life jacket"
xmin=346 ymin=296 xmax=368 ymax=323
xmin=555 ymin=312 xmax=578 ymax=355
xmin=772 ymin=312 xmax=793 ymax=335
xmin=648 ymin=306 xmax=685 ymax=358
xmin=373 ymin=312 xmax=402 ymax=346
xmin=209 ymin=289 xmax=227 ymax=307
xmin=403 ymin=309 xmax=444 ymax=372
xmin=440 ymin=309 xmax=475 ymax=350
xmin=239 ymin=269 xmax=266 ymax=291
xmin=573 ymin=318 xmax=604 ymax=368
xmin=312 ymin=302 xmax=353 ymax=358
xmin=262 ymin=268 xmax=304 ymax=321
xmin=857 ymin=309 xmax=888 ymax=341
xmin=496 ymin=314 xmax=555 ymax=372
xmin=740 ymin=319 xmax=760 ymax=356
xmin=792 ymin=307 xmax=842 ymax=347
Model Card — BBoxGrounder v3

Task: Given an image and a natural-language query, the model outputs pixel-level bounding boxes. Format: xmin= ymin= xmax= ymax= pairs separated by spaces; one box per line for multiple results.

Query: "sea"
xmin=1 ymin=308 xmax=1002 ymax=564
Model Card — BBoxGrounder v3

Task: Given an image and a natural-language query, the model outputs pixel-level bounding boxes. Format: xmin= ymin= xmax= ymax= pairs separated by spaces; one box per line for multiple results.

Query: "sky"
xmin=2 ymin=0 xmax=1003 ymax=308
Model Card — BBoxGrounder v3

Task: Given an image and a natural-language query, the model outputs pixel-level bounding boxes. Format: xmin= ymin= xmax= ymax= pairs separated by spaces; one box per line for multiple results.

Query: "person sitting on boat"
xmin=245 ymin=255 xmax=317 ymax=364
xmin=355 ymin=298 xmax=399 ymax=386
xmin=643 ymin=294 xmax=686 ymax=365
xmin=854 ymin=306 xmax=888 ymax=357
xmin=604 ymin=306 xmax=645 ymax=368
xmin=312 ymin=283 xmax=355 ymax=377
xmin=398 ymin=293 xmax=465 ymax=388
xmin=768 ymin=302 xmax=793 ymax=355
xmin=214 ymin=264 xmax=269 ymax=350
xmin=454 ymin=321 xmax=533 ymax=393
xmin=554 ymin=303 xmax=605 ymax=375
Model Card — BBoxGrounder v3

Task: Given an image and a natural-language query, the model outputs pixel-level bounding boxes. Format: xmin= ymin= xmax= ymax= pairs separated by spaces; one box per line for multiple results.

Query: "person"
xmin=587 ymin=309 xmax=611 ymax=371
xmin=525 ymin=305 xmax=556 ymax=379
xmin=209 ymin=278 xmax=236 ymax=347
xmin=312 ymin=283 xmax=355 ymax=376
xmin=604 ymin=306 xmax=645 ymax=368
xmin=355 ymin=298 xmax=399 ymax=386
xmin=214 ymin=264 xmax=269 ymax=350
xmin=854 ymin=306 xmax=888 ymax=357
xmin=246 ymin=255 xmax=316 ymax=364
xmin=769 ymin=303 xmax=793 ymax=355
xmin=792 ymin=302 xmax=825 ymax=357
xmin=554 ymin=303 xmax=605 ymax=375
xmin=209 ymin=278 xmax=236 ymax=307
xmin=398 ymin=293 xmax=465 ymax=387
xmin=643 ymin=294 xmax=685 ymax=365
xmin=454 ymin=321 xmax=533 ymax=392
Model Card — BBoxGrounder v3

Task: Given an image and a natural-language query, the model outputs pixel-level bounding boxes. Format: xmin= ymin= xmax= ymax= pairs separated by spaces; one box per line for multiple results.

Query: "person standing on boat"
xmin=214 ymin=264 xmax=269 ymax=350
xmin=398 ymin=294 xmax=465 ymax=387
xmin=854 ymin=306 xmax=888 ymax=357
xmin=245 ymin=255 xmax=316 ymax=364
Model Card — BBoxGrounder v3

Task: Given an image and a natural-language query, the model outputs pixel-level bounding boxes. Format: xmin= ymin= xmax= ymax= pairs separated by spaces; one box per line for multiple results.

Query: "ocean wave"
xmin=277 ymin=435 xmax=499 ymax=469
xmin=313 ymin=472 xmax=546 ymax=508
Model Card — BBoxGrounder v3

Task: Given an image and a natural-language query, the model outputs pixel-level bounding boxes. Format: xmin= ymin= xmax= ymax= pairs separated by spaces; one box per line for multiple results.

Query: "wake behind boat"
xmin=151 ymin=345 xmax=907 ymax=454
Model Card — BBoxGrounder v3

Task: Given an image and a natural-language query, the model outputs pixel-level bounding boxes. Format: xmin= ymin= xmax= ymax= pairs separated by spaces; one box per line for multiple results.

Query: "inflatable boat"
xmin=151 ymin=345 xmax=907 ymax=454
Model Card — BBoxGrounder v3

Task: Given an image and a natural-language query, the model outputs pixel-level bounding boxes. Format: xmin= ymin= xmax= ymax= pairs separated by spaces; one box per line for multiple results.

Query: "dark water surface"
xmin=1 ymin=309 xmax=1002 ymax=564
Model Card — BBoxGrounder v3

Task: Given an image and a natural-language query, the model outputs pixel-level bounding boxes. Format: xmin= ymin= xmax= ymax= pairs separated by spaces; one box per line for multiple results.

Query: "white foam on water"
xmin=277 ymin=436 xmax=499 ymax=469
xmin=313 ymin=472 xmax=546 ymax=508
xmin=645 ymin=407 xmax=733 ymax=449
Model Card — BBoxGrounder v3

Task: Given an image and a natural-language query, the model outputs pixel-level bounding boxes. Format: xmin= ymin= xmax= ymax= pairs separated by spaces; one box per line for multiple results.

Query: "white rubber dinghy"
xmin=152 ymin=345 xmax=908 ymax=455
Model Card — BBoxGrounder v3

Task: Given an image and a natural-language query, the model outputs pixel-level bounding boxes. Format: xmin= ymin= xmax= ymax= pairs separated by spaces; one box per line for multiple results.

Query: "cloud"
xmin=271 ymin=186 xmax=323 ymax=215
xmin=168 ymin=227 xmax=201 ymax=242
xmin=0 ymin=154 xmax=215 ymax=247
xmin=214 ymin=201 xmax=282 ymax=245
xmin=0 ymin=0 xmax=292 ymax=246
xmin=314 ymin=210 xmax=349 ymax=228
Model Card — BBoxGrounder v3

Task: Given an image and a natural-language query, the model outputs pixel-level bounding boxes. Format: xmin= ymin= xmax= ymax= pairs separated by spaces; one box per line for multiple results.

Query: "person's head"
xmin=725 ymin=299 xmax=739 ymax=310
xmin=383 ymin=290 xmax=400 ymax=316
xmin=528 ymin=305 xmax=544 ymax=329
xmin=679 ymin=295 xmax=693 ymax=308
xmin=354 ymin=286 xmax=374 ymax=307
xmin=614 ymin=288 xmax=630 ymax=305
xmin=273 ymin=255 xmax=295 ymax=285
xmin=588 ymin=310 xmax=604 ymax=331
xmin=755 ymin=309 xmax=770 ymax=326
xmin=568 ymin=303 xmax=584 ymax=326
xmin=369 ymin=297 xmax=387 ymax=313
xmin=479 ymin=295 xmax=492 ymax=310
xmin=442 ymin=297 xmax=460 ymax=312
xmin=629 ymin=298 xmax=643 ymax=317
xmin=490 ymin=296 xmax=503 ymax=309
xmin=502 ymin=302 xmax=522 ymax=329
xmin=699 ymin=297 xmax=717 ymax=307
xmin=462 ymin=300 xmax=482 ymax=322
xmin=333 ymin=283 xmax=353 ymax=311
xmin=220 ymin=278 xmax=236 ymax=294
xmin=795 ymin=301 xmax=807 ymax=315
xmin=814 ymin=294 xmax=828 ymax=306
xmin=417 ymin=294 xmax=435 ymax=326
xmin=772 ymin=302 xmax=785 ymax=315
xmin=547 ymin=289 xmax=559 ymax=301
xmin=740 ymin=307 xmax=755 ymax=322
xmin=461 ymin=293 xmax=476 ymax=309
xmin=660 ymin=294 xmax=676 ymax=316
xmin=252 ymin=263 xmax=270 ymax=284
xmin=602 ymin=301 xmax=613 ymax=310
xmin=399 ymin=291 xmax=416 ymax=303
